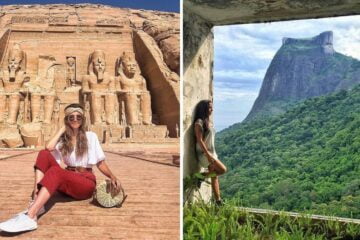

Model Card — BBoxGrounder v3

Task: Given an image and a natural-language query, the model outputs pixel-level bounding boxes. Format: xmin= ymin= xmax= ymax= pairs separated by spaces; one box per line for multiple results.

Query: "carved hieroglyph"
xmin=116 ymin=52 xmax=152 ymax=126
xmin=0 ymin=4 xmax=179 ymax=147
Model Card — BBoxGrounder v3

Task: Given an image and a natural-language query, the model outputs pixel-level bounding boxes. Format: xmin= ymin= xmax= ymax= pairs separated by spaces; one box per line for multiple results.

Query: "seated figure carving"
xmin=0 ymin=44 xmax=29 ymax=124
xmin=82 ymin=50 xmax=117 ymax=125
xmin=116 ymin=52 xmax=152 ymax=125
xmin=27 ymin=55 xmax=57 ymax=124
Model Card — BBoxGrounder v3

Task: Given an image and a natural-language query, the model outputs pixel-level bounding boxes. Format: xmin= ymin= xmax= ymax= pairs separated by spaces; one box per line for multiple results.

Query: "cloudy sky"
xmin=214 ymin=15 xmax=360 ymax=131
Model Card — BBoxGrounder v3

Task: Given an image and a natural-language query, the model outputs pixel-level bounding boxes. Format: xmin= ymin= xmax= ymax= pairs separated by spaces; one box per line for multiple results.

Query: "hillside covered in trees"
xmin=217 ymin=85 xmax=360 ymax=218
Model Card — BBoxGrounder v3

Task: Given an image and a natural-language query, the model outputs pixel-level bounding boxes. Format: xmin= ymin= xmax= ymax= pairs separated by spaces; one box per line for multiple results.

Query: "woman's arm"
xmin=46 ymin=125 xmax=66 ymax=151
xmin=96 ymin=160 xmax=122 ymax=193
xmin=194 ymin=123 xmax=215 ymax=164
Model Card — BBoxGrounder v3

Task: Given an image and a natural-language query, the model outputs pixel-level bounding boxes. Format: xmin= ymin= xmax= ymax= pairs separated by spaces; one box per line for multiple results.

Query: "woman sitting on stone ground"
xmin=194 ymin=100 xmax=227 ymax=205
xmin=0 ymin=103 xmax=122 ymax=233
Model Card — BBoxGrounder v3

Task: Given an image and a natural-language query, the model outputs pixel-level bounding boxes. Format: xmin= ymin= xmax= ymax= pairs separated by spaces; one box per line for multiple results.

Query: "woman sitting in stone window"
xmin=194 ymin=100 xmax=227 ymax=205
xmin=0 ymin=103 xmax=123 ymax=233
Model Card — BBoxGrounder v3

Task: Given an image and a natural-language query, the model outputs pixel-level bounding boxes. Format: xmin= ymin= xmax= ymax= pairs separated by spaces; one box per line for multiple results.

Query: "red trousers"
xmin=34 ymin=150 xmax=96 ymax=200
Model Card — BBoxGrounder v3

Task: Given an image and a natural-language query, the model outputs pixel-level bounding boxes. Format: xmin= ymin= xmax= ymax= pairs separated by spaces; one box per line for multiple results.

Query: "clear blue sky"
xmin=0 ymin=0 xmax=179 ymax=12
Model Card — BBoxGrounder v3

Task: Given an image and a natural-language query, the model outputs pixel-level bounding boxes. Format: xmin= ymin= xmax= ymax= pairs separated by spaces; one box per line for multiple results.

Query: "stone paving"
xmin=0 ymin=144 xmax=179 ymax=239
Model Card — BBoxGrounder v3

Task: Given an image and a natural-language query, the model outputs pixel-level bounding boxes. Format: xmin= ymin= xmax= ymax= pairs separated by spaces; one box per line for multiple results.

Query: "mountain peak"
xmin=282 ymin=31 xmax=334 ymax=54
xmin=245 ymin=31 xmax=360 ymax=122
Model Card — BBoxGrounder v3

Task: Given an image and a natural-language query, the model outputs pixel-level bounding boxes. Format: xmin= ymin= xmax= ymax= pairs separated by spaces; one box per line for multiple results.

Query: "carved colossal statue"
xmin=27 ymin=55 xmax=57 ymax=124
xmin=82 ymin=50 xmax=117 ymax=125
xmin=0 ymin=44 xmax=29 ymax=124
xmin=116 ymin=52 xmax=152 ymax=125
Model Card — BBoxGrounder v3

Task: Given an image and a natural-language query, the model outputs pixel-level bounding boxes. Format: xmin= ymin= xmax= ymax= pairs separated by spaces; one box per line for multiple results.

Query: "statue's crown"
xmin=121 ymin=52 xmax=134 ymax=62
xmin=8 ymin=43 xmax=24 ymax=61
xmin=91 ymin=50 xmax=105 ymax=61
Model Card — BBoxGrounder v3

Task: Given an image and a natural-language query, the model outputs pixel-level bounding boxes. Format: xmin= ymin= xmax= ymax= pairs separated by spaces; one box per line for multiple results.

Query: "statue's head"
xmin=8 ymin=44 xmax=25 ymax=78
xmin=116 ymin=52 xmax=138 ymax=78
xmin=88 ymin=50 xmax=106 ymax=80
xmin=67 ymin=57 xmax=75 ymax=67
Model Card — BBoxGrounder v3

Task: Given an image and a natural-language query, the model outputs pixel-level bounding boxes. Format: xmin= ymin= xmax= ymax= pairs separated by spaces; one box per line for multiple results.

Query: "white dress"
xmin=51 ymin=131 xmax=105 ymax=168
xmin=195 ymin=119 xmax=218 ymax=168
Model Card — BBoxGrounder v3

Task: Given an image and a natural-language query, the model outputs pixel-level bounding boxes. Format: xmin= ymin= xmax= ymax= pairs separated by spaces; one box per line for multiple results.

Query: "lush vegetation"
xmin=216 ymin=85 xmax=360 ymax=218
xmin=184 ymin=201 xmax=360 ymax=240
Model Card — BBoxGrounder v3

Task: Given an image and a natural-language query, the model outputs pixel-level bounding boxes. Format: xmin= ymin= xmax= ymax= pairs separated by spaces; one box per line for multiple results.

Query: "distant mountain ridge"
xmin=245 ymin=31 xmax=360 ymax=121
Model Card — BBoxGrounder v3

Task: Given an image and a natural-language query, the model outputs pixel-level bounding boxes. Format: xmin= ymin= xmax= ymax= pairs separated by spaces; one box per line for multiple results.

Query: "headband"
xmin=65 ymin=107 xmax=84 ymax=116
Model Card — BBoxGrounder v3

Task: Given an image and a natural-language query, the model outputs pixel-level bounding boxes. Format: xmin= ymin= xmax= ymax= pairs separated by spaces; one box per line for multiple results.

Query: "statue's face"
xmin=67 ymin=57 xmax=75 ymax=67
xmin=93 ymin=57 xmax=106 ymax=76
xmin=122 ymin=59 xmax=137 ymax=77
xmin=8 ymin=57 xmax=21 ymax=72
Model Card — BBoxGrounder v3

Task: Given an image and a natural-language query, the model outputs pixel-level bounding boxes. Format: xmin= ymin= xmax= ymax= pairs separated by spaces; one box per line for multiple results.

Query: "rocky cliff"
xmin=245 ymin=31 xmax=360 ymax=121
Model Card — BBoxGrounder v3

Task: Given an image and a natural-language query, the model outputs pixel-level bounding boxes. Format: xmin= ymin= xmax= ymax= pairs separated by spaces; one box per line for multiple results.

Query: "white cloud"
xmin=214 ymin=69 xmax=266 ymax=81
xmin=214 ymin=87 xmax=258 ymax=101
xmin=215 ymin=15 xmax=360 ymax=61
xmin=334 ymin=27 xmax=360 ymax=59
xmin=214 ymin=95 xmax=258 ymax=131
xmin=215 ymin=27 xmax=278 ymax=61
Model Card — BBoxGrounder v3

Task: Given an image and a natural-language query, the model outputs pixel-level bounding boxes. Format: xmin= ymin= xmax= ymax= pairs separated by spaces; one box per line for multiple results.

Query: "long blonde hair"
xmin=59 ymin=103 xmax=88 ymax=158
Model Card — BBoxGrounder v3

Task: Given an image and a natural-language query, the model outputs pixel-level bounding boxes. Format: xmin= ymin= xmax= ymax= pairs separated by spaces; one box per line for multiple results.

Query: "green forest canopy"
xmin=216 ymin=85 xmax=360 ymax=218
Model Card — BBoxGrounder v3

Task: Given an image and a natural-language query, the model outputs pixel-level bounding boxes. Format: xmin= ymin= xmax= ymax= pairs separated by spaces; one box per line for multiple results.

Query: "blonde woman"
xmin=0 ymin=103 xmax=122 ymax=232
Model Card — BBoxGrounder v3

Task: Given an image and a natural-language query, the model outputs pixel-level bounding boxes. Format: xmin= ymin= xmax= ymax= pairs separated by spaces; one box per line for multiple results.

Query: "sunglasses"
xmin=68 ymin=115 xmax=83 ymax=122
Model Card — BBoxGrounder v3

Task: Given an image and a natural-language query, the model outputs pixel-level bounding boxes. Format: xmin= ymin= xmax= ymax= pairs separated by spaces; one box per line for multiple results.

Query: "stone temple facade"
xmin=0 ymin=4 xmax=179 ymax=147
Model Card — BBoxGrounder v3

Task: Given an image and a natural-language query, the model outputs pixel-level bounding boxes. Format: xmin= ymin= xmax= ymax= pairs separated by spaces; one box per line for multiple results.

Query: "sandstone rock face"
xmin=245 ymin=31 xmax=360 ymax=121
xmin=133 ymin=30 xmax=180 ymax=137
xmin=20 ymin=122 xmax=43 ymax=147
xmin=0 ymin=127 xmax=23 ymax=148
xmin=0 ymin=4 xmax=179 ymax=147
xmin=143 ymin=21 xmax=180 ymax=74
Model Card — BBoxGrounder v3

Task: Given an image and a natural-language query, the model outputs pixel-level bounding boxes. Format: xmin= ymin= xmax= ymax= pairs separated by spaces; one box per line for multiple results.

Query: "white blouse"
xmin=51 ymin=131 xmax=105 ymax=168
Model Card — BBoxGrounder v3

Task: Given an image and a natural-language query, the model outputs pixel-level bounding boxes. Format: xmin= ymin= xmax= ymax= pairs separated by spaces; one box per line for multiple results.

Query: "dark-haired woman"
xmin=0 ymin=103 xmax=122 ymax=233
xmin=194 ymin=100 xmax=227 ymax=205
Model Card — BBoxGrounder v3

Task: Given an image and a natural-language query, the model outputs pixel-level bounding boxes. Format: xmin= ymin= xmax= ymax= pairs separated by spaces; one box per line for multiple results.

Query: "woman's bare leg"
xmin=208 ymin=159 xmax=227 ymax=202
xmin=27 ymin=187 xmax=51 ymax=219
xmin=211 ymin=176 xmax=221 ymax=201
xmin=210 ymin=159 xmax=227 ymax=175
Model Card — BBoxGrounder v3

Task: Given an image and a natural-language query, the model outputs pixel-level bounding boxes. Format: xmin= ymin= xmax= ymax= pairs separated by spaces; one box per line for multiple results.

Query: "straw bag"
xmin=93 ymin=180 xmax=127 ymax=208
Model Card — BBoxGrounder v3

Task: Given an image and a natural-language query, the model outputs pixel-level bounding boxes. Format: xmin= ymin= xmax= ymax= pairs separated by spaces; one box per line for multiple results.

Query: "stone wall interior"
xmin=0 ymin=4 xmax=180 ymax=148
